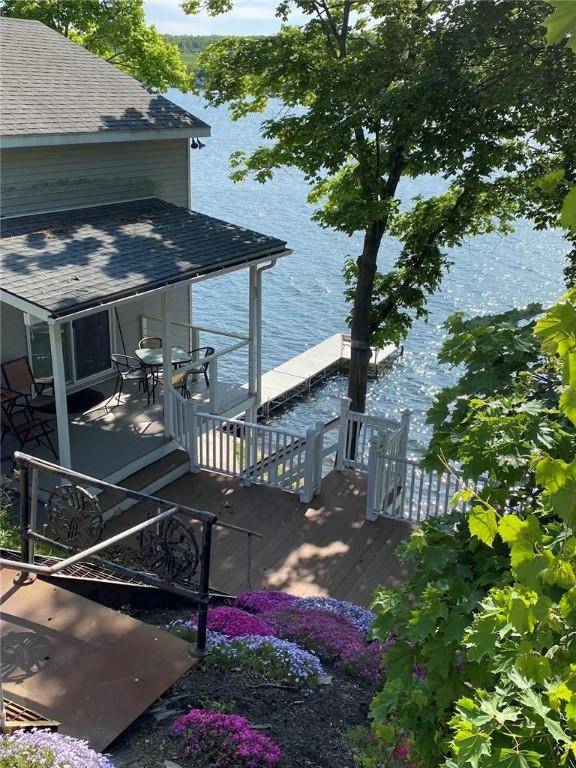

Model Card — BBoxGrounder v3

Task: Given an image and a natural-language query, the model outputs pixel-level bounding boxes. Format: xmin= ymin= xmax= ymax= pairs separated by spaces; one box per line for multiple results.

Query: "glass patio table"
xmin=134 ymin=345 xmax=191 ymax=404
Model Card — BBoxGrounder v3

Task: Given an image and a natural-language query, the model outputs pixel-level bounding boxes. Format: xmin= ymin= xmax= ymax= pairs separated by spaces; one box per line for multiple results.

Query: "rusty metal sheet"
xmin=1 ymin=567 xmax=193 ymax=751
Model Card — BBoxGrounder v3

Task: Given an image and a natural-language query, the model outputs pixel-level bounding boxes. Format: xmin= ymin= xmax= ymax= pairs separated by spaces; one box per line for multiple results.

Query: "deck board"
xmin=106 ymin=468 xmax=413 ymax=605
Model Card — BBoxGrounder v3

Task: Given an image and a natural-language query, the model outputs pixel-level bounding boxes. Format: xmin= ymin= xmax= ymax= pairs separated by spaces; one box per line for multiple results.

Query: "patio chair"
xmin=1 ymin=357 xmax=55 ymax=412
xmin=171 ymin=347 xmax=215 ymax=395
xmin=138 ymin=337 xmax=162 ymax=349
xmin=1 ymin=406 xmax=57 ymax=459
xmin=110 ymin=354 xmax=149 ymax=405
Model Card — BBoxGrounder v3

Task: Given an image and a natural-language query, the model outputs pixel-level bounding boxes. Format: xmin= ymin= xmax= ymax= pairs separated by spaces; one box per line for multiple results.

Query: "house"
xmin=0 ymin=17 xmax=291 ymax=495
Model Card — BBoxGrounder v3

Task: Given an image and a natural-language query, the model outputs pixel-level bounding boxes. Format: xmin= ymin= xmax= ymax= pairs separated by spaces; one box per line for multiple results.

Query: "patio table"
xmin=134 ymin=345 xmax=191 ymax=404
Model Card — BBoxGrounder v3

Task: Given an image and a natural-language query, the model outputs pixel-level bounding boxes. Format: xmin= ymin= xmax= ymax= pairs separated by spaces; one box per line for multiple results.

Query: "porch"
xmin=1 ymin=197 xmax=291 ymax=484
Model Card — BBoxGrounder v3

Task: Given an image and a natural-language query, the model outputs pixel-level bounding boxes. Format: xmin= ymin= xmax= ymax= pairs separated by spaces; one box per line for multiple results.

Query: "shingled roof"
xmin=0 ymin=199 xmax=288 ymax=318
xmin=0 ymin=17 xmax=210 ymax=146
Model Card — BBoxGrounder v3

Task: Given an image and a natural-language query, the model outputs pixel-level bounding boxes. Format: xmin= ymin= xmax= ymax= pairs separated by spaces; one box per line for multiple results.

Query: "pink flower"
xmin=195 ymin=606 xmax=275 ymax=638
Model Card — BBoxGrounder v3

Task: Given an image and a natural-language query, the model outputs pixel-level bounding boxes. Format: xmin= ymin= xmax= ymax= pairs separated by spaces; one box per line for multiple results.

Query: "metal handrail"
xmin=3 ymin=452 xmax=221 ymax=655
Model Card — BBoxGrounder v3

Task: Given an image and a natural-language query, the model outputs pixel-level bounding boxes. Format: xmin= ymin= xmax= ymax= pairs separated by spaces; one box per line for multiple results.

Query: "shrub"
xmin=265 ymin=606 xmax=381 ymax=682
xmin=172 ymin=709 xmax=282 ymax=767
xmin=294 ymin=596 xmax=376 ymax=636
xmin=191 ymin=605 xmax=275 ymax=638
xmin=0 ymin=730 xmax=114 ymax=768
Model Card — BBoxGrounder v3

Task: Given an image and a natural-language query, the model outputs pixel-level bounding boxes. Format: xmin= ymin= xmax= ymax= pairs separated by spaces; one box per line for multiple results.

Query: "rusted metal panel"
xmin=1 ymin=567 xmax=193 ymax=750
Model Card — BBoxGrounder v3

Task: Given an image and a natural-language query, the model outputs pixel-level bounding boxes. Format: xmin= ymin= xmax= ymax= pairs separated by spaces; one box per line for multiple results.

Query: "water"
xmin=170 ymin=91 xmax=568 ymax=454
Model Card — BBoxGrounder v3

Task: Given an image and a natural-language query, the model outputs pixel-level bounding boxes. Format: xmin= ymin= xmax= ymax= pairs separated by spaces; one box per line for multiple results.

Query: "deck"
xmin=106 ymin=468 xmax=413 ymax=605
xmin=257 ymin=333 xmax=399 ymax=416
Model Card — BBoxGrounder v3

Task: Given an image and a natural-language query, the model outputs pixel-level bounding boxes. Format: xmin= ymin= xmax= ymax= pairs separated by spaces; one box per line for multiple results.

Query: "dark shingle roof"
xmin=0 ymin=17 xmax=210 ymax=141
xmin=0 ymin=199 xmax=287 ymax=317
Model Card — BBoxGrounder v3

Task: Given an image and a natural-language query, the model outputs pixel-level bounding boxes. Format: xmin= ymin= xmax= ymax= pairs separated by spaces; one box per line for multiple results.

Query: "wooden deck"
xmin=106 ymin=467 xmax=413 ymax=605
xmin=257 ymin=333 xmax=399 ymax=416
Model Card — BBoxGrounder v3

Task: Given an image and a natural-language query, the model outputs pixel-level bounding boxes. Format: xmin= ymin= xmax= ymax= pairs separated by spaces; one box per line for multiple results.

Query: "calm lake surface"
xmin=171 ymin=90 xmax=568 ymax=455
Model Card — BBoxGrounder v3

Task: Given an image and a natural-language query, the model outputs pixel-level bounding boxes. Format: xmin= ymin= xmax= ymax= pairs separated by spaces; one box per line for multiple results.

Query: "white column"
xmin=248 ymin=265 xmax=259 ymax=404
xmin=48 ymin=320 xmax=71 ymax=468
xmin=161 ymin=290 xmax=173 ymax=438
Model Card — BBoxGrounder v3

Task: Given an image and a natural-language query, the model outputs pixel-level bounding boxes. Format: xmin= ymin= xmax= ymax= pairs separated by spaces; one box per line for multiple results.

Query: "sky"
xmin=144 ymin=0 xmax=304 ymax=35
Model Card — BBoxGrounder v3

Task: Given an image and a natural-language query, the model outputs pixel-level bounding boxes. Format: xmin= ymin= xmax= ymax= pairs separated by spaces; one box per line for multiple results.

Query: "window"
xmin=28 ymin=310 xmax=112 ymax=385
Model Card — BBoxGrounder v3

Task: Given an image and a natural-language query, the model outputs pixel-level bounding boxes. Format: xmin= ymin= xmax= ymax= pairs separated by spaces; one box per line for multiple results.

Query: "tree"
xmin=369 ymin=292 xmax=576 ymax=767
xmin=0 ymin=0 xmax=192 ymax=92
xmin=183 ymin=0 xmax=575 ymax=414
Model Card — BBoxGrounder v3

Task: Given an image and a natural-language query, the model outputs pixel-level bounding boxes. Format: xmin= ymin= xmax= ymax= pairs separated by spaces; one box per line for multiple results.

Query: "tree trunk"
xmin=347 ymin=222 xmax=384 ymax=413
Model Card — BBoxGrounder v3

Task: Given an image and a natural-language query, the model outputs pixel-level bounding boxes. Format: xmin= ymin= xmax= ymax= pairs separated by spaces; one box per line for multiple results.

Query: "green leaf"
xmin=469 ymin=505 xmax=498 ymax=548
xmin=498 ymin=515 xmax=524 ymax=544
xmin=536 ymin=168 xmax=565 ymax=193
xmin=544 ymin=0 xmax=576 ymax=52
xmin=560 ymin=384 xmax=576 ymax=425
xmin=453 ymin=731 xmax=491 ymax=768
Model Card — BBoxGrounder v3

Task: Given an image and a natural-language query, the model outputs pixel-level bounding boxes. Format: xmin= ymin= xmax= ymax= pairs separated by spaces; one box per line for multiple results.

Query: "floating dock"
xmin=258 ymin=333 xmax=400 ymax=416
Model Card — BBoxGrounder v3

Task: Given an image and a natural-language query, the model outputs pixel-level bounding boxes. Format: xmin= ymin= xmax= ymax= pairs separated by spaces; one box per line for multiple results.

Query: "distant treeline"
xmin=163 ymin=34 xmax=260 ymax=75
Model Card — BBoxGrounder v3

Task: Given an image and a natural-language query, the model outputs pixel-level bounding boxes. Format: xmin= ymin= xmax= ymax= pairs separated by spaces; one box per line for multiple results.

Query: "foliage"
xmin=0 ymin=0 xmax=192 ymax=91
xmin=346 ymin=725 xmax=410 ymax=768
xmin=368 ymin=291 xmax=576 ymax=768
xmin=169 ymin=620 xmax=325 ymax=686
xmin=172 ymin=708 xmax=282 ymax=767
xmin=544 ymin=0 xmax=576 ymax=53
xmin=265 ymin=606 xmax=382 ymax=682
xmin=0 ymin=730 xmax=114 ymax=768
xmin=0 ymin=476 xmax=19 ymax=549
xmin=184 ymin=0 xmax=576 ymax=411
xmin=235 ymin=589 xmax=298 ymax=614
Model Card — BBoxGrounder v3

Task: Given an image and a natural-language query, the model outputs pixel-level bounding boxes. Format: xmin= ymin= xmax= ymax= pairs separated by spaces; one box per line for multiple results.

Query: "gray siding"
xmin=1 ymin=139 xmax=189 ymax=218
xmin=0 ymin=303 xmax=28 ymax=364
xmin=114 ymin=286 xmax=191 ymax=358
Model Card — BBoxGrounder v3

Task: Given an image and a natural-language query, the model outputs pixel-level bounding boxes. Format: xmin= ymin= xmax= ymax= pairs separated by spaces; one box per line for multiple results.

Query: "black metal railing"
xmin=1 ymin=451 xmax=262 ymax=655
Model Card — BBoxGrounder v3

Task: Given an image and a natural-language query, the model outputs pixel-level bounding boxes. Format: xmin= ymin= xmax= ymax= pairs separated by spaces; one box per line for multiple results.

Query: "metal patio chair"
xmin=1 ymin=357 xmax=55 ymax=412
xmin=138 ymin=336 xmax=162 ymax=349
xmin=171 ymin=346 xmax=215 ymax=395
xmin=1 ymin=406 xmax=57 ymax=459
xmin=110 ymin=354 xmax=149 ymax=405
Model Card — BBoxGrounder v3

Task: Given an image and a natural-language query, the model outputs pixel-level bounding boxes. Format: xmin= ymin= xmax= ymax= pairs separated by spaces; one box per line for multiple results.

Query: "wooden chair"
xmin=1 ymin=406 xmax=57 ymax=459
xmin=138 ymin=337 xmax=162 ymax=349
xmin=110 ymin=354 xmax=149 ymax=405
xmin=172 ymin=347 xmax=215 ymax=395
xmin=2 ymin=357 xmax=55 ymax=411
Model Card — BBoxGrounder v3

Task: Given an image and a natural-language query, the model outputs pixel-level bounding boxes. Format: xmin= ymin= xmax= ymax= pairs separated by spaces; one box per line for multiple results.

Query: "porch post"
xmin=248 ymin=265 xmax=260 ymax=408
xmin=48 ymin=320 xmax=71 ymax=468
xmin=162 ymin=290 xmax=173 ymax=438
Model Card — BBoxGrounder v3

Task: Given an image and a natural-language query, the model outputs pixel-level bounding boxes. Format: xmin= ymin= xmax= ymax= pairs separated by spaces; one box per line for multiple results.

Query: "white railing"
xmin=167 ymin=387 xmax=322 ymax=503
xmin=335 ymin=398 xmax=411 ymax=472
xmin=142 ymin=316 xmax=251 ymax=413
xmin=366 ymin=452 xmax=487 ymax=523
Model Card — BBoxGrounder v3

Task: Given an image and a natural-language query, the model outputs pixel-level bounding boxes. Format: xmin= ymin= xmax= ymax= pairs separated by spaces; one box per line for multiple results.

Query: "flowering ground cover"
xmin=264 ymin=606 xmax=382 ymax=682
xmin=0 ymin=730 xmax=114 ymax=767
xmin=198 ymin=605 xmax=275 ymax=637
xmin=293 ymin=596 xmax=376 ymax=637
xmin=235 ymin=589 xmax=298 ymax=614
xmin=172 ymin=709 xmax=282 ymax=767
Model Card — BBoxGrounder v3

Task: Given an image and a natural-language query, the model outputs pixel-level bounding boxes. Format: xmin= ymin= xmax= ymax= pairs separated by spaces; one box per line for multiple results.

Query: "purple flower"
xmin=294 ymin=596 xmax=376 ymax=636
xmin=412 ymin=663 xmax=428 ymax=679
xmin=265 ymin=607 xmax=381 ymax=682
xmin=172 ymin=709 xmax=282 ymax=767
xmin=235 ymin=590 xmax=298 ymax=614
xmin=1 ymin=730 xmax=114 ymax=767
xmin=188 ymin=606 xmax=275 ymax=638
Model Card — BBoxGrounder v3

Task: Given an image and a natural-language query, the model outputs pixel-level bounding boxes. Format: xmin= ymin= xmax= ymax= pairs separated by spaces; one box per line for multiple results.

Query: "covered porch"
xmin=0 ymin=198 xmax=290 ymax=486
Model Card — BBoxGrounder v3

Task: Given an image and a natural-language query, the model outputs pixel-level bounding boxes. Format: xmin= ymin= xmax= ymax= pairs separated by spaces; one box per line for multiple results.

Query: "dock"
xmin=258 ymin=332 xmax=400 ymax=416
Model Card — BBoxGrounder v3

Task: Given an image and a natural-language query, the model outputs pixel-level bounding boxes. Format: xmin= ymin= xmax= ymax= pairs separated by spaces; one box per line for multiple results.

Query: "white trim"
xmin=48 ymin=319 xmax=72 ymax=468
xmin=0 ymin=290 xmax=50 ymax=321
xmin=186 ymin=139 xmax=192 ymax=210
xmin=1 ymin=126 xmax=211 ymax=149
xmin=45 ymin=251 xmax=292 ymax=323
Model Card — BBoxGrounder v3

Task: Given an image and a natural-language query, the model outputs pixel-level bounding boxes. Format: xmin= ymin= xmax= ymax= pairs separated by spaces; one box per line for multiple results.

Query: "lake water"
xmin=170 ymin=90 xmax=568 ymax=455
